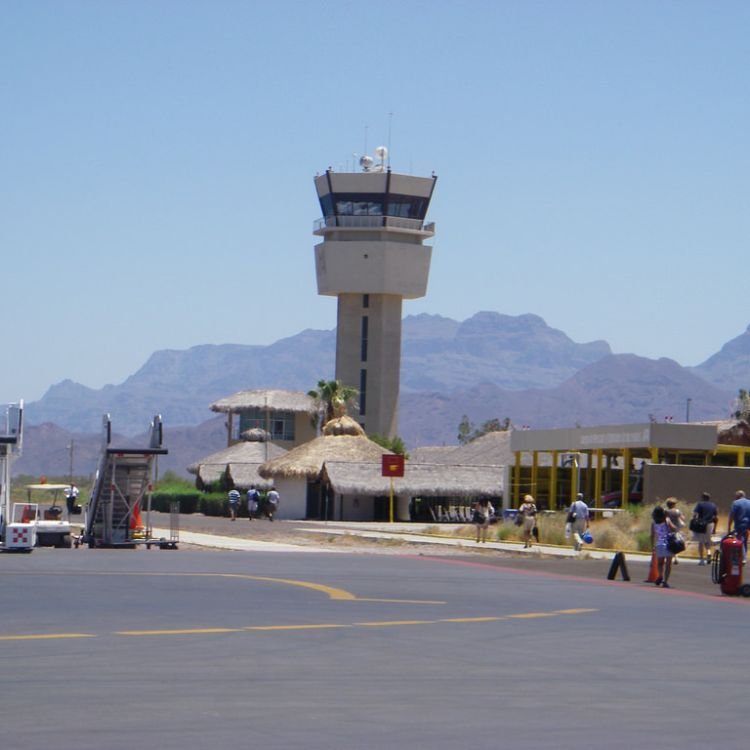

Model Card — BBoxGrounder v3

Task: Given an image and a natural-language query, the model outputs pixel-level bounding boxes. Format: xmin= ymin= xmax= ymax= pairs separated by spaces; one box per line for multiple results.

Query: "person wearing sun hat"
xmin=665 ymin=499 xmax=686 ymax=564
xmin=518 ymin=494 xmax=537 ymax=548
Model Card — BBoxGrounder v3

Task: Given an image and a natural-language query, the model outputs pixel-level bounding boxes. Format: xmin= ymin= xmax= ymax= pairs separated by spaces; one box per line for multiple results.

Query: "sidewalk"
xmin=154 ymin=516 xmax=652 ymax=561
xmin=297 ymin=521 xmax=655 ymax=561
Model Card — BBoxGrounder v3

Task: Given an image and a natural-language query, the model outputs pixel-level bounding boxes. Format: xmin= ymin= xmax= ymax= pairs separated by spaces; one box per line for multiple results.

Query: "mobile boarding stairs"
xmin=82 ymin=414 xmax=178 ymax=549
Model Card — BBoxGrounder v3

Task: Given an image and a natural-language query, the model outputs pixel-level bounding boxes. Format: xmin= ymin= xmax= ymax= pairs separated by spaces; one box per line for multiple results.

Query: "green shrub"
xmin=149 ymin=488 xmax=229 ymax=516
xmin=635 ymin=530 xmax=653 ymax=552
xmin=155 ymin=472 xmax=195 ymax=493
xmin=150 ymin=492 xmax=201 ymax=514
xmin=199 ymin=494 xmax=230 ymax=517
xmin=494 ymin=524 xmax=519 ymax=542
xmin=538 ymin=517 xmax=567 ymax=546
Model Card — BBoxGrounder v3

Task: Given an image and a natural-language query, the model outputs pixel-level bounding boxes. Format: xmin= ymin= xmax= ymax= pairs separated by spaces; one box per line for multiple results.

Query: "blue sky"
xmin=2 ymin=1 xmax=748 ymax=404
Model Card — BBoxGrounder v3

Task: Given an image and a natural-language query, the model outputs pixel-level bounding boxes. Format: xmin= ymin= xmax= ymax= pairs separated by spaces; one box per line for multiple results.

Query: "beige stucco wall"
xmin=335 ymin=293 xmax=402 ymax=438
xmin=267 ymin=477 xmax=306 ymax=520
xmin=293 ymin=414 xmax=316 ymax=446
xmin=315 ymin=240 xmax=432 ymax=298
xmin=644 ymin=464 xmax=750 ymax=515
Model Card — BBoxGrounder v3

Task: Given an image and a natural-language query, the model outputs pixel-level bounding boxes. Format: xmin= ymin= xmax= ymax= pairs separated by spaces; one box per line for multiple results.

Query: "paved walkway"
xmin=149 ymin=528 xmax=331 ymax=553
xmin=152 ymin=518 xmax=651 ymax=561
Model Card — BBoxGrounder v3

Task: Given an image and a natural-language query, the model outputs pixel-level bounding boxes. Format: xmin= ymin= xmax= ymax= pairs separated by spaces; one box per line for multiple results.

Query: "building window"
xmin=360 ymin=315 xmax=368 ymax=362
xmin=362 ymin=294 xmax=369 ymax=308
xmin=359 ymin=369 xmax=367 ymax=416
xmin=323 ymin=193 xmax=429 ymax=220
xmin=238 ymin=408 xmax=296 ymax=442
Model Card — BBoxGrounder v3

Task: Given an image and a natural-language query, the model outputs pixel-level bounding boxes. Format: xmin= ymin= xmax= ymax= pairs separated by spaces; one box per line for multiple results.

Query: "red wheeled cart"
xmin=711 ymin=533 xmax=750 ymax=597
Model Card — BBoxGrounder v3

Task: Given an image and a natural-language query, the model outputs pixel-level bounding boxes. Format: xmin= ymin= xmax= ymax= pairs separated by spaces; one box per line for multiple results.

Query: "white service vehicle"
xmin=23 ymin=483 xmax=74 ymax=548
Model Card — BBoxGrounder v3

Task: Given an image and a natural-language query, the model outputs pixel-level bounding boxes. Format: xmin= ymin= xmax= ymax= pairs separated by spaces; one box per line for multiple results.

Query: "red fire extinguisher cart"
xmin=712 ymin=533 xmax=750 ymax=597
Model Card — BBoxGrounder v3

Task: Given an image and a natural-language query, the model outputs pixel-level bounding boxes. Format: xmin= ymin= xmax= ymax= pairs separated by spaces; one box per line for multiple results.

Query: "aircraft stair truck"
xmin=83 ymin=414 xmax=169 ymax=549
xmin=0 ymin=401 xmax=34 ymax=552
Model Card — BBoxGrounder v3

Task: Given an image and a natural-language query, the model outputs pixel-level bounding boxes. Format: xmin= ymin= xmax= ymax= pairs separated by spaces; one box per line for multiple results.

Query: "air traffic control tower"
xmin=313 ymin=149 xmax=437 ymax=438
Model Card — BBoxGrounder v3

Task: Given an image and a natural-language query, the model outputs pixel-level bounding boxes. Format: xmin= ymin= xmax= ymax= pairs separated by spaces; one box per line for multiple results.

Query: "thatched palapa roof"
xmin=409 ymin=446 xmax=457 ymax=464
xmin=211 ymin=389 xmax=314 ymax=414
xmin=258 ymin=416 xmax=389 ymax=479
xmin=322 ymin=461 xmax=502 ymax=498
xmin=412 ymin=431 xmax=554 ymax=467
xmin=188 ymin=440 xmax=287 ymax=490
xmin=194 ymin=464 xmax=227 ymax=487
xmin=715 ymin=420 xmax=750 ymax=446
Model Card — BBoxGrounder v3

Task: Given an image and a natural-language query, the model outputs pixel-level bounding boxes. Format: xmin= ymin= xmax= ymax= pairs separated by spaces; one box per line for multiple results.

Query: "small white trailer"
xmin=0 ymin=401 xmax=32 ymax=552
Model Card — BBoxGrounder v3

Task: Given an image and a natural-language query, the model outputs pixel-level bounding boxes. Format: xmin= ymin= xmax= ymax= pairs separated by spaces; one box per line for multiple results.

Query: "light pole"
xmin=686 ymin=398 xmax=692 ymax=423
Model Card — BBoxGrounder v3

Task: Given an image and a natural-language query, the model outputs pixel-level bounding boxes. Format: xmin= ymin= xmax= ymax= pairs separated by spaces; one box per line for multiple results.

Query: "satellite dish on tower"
xmin=359 ymin=155 xmax=374 ymax=171
xmin=375 ymin=145 xmax=388 ymax=161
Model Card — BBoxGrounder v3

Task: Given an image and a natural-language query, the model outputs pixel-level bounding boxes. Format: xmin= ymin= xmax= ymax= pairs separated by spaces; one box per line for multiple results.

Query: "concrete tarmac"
xmin=152 ymin=514 xmax=722 ymax=597
xmin=1 ymin=518 xmax=746 ymax=749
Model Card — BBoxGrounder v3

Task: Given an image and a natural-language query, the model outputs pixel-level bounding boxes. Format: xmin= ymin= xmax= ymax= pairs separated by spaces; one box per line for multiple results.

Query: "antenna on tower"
xmin=374 ymin=145 xmax=388 ymax=171
xmin=387 ymin=112 xmax=393 ymax=169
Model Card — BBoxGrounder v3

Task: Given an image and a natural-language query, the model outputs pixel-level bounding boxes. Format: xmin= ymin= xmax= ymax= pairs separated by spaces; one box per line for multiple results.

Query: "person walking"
xmin=265 ymin=486 xmax=280 ymax=521
xmin=651 ymin=505 xmax=677 ymax=588
xmin=247 ymin=486 xmax=260 ymax=520
xmin=690 ymin=491 xmax=718 ymax=565
xmin=227 ymin=488 xmax=241 ymax=521
xmin=665 ymin=499 xmax=686 ymax=564
xmin=727 ymin=490 xmax=750 ymax=563
xmin=569 ymin=492 xmax=590 ymax=552
xmin=472 ymin=499 xmax=494 ymax=543
xmin=518 ymin=494 xmax=537 ymax=549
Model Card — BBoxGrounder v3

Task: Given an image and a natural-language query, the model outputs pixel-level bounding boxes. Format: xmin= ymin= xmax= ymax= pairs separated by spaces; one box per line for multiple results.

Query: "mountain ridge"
xmin=15 ymin=310 xmax=748 ymax=478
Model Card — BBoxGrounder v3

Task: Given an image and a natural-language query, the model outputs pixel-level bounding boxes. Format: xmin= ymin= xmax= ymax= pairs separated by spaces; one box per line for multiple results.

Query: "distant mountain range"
xmin=16 ymin=312 xmax=750 ymax=479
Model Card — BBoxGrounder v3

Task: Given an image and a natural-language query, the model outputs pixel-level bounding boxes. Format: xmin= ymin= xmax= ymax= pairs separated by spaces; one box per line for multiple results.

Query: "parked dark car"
xmin=601 ymin=476 xmax=643 ymax=508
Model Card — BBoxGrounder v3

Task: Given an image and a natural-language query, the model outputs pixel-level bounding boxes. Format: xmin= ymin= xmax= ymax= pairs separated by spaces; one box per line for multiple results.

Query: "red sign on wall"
xmin=382 ymin=454 xmax=405 ymax=477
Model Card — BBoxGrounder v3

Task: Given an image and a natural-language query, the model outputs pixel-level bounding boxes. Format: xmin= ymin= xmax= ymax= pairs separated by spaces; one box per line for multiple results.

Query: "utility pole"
xmin=68 ymin=440 xmax=74 ymax=484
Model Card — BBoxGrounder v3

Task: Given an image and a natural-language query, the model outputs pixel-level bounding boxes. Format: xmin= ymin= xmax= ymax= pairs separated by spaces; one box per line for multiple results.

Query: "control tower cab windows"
xmin=320 ymin=193 xmax=428 ymax=220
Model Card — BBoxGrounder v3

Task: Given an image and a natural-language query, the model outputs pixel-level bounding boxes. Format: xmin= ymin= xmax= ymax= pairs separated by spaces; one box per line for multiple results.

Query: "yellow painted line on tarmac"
xmin=243 ymin=575 xmax=357 ymax=600
xmin=0 ymin=609 xmax=600 ymax=640
xmin=356 ymin=619 xmax=435 ymax=627
xmin=0 ymin=569 xmax=445 ymax=605
xmin=507 ymin=612 xmax=559 ymax=620
xmin=0 ymin=570 xmax=361 ymax=602
xmin=246 ymin=624 xmax=351 ymax=631
xmin=355 ymin=597 xmax=446 ymax=604
xmin=218 ymin=575 xmax=442 ymax=604
xmin=0 ymin=633 xmax=95 ymax=641
xmin=117 ymin=628 xmax=242 ymax=636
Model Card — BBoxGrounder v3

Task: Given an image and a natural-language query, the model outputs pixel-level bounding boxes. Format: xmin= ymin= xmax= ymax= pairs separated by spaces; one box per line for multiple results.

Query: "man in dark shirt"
xmin=691 ymin=491 xmax=718 ymax=565
xmin=728 ymin=490 xmax=750 ymax=563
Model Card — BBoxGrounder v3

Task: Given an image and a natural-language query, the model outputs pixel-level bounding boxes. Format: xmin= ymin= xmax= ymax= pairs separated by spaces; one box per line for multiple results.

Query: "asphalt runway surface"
xmin=1 ymin=546 xmax=747 ymax=750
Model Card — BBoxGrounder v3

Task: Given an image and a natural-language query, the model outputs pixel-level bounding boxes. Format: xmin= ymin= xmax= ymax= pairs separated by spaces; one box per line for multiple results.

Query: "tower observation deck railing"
xmin=314 ymin=216 xmax=435 ymax=234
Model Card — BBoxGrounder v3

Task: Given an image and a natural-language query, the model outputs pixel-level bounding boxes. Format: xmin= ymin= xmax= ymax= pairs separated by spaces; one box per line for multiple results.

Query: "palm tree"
xmin=734 ymin=389 xmax=750 ymax=421
xmin=307 ymin=379 xmax=359 ymax=430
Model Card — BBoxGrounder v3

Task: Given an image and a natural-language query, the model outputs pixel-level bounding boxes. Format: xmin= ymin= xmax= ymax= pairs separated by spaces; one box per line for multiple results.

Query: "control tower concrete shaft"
xmin=313 ymin=166 xmax=437 ymax=438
